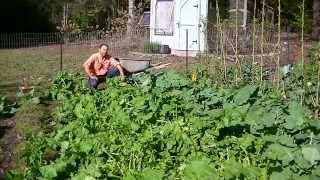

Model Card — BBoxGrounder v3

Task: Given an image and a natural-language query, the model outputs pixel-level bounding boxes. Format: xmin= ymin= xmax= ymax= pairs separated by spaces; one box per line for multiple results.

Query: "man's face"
xmin=99 ymin=45 xmax=108 ymax=56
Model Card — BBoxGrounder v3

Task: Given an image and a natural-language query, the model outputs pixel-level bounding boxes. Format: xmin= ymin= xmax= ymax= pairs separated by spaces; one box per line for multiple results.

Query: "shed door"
xmin=178 ymin=0 xmax=199 ymax=51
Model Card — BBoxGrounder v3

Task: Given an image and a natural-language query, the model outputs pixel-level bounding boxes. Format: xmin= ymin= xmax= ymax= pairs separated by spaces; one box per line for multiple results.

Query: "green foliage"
xmin=310 ymin=42 xmax=320 ymax=64
xmin=183 ymin=158 xmax=218 ymax=180
xmin=0 ymin=95 xmax=17 ymax=118
xmin=280 ymin=0 xmax=313 ymax=33
xmin=8 ymin=70 xmax=320 ymax=179
xmin=291 ymin=0 xmax=313 ymax=33
xmin=282 ymin=61 xmax=319 ymax=115
xmin=53 ymin=0 xmax=150 ymax=32
xmin=48 ymin=71 xmax=90 ymax=101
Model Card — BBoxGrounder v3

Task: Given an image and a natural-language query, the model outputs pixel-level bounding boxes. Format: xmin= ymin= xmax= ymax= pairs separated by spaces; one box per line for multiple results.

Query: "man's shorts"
xmin=88 ymin=66 xmax=120 ymax=89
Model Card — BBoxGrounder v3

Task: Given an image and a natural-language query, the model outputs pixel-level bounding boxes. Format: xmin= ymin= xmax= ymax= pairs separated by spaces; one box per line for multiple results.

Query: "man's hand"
xmin=116 ymin=64 xmax=125 ymax=81
xmin=90 ymin=75 xmax=98 ymax=80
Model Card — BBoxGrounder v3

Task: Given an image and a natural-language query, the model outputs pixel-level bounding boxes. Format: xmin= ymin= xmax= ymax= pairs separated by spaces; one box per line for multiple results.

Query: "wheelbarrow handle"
xmin=118 ymin=58 xmax=151 ymax=61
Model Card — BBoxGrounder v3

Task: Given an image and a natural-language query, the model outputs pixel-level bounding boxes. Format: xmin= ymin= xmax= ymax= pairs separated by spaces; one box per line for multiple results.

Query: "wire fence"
xmin=0 ymin=29 xmax=182 ymax=96
xmin=0 ymin=31 xmax=150 ymax=55
xmin=0 ymin=24 xmax=308 ymax=97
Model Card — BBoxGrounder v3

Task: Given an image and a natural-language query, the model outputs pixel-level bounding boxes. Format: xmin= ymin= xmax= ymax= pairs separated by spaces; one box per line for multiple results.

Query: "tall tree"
xmin=127 ymin=0 xmax=135 ymax=35
xmin=312 ymin=0 xmax=320 ymax=40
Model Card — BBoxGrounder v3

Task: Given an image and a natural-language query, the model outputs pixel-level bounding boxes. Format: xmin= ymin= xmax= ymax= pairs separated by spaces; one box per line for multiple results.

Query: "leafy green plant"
xmin=0 ymin=95 xmax=17 ymax=118
xmin=48 ymin=71 xmax=90 ymax=101
xmin=310 ymin=42 xmax=320 ymax=64
xmin=6 ymin=69 xmax=320 ymax=180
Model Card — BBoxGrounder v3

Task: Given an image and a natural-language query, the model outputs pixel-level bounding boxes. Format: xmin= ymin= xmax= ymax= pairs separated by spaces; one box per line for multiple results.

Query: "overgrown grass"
xmin=0 ymin=46 xmax=95 ymax=98
xmin=139 ymin=41 xmax=161 ymax=54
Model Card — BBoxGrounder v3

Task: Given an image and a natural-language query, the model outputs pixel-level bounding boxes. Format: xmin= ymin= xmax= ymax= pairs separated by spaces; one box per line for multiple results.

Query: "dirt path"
xmin=0 ymin=117 xmax=16 ymax=179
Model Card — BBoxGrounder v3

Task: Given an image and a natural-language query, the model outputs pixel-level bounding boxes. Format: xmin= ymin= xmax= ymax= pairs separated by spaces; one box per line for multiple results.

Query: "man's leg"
xmin=88 ymin=76 xmax=99 ymax=89
xmin=106 ymin=66 xmax=120 ymax=78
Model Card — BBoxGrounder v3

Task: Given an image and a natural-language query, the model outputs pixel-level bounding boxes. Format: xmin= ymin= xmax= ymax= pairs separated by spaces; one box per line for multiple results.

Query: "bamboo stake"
xmin=221 ymin=25 xmax=227 ymax=83
xmin=216 ymin=0 xmax=226 ymax=81
xmin=276 ymin=0 xmax=281 ymax=89
xmin=235 ymin=0 xmax=239 ymax=85
xmin=216 ymin=1 xmax=220 ymax=55
xmin=301 ymin=0 xmax=305 ymax=105
xmin=216 ymin=1 xmax=222 ymax=64
xmin=301 ymin=0 xmax=305 ymax=68
xmin=223 ymin=26 xmax=227 ymax=81
xmin=252 ymin=0 xmax=257 ymax=66
xmin=316 ymin=60 xmax=320 ymax=118
xmin=260 ymin=0 xmax=266 ymax=86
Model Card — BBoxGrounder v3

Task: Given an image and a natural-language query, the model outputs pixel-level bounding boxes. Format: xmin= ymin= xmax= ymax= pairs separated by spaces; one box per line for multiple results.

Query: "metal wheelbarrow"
xmin=118 ymin=58 xmax=151 ymax=73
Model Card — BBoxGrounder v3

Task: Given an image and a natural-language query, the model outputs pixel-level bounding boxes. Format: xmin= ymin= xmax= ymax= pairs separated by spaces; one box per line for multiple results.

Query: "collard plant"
xmin=6 ymin=70 xmax=320 ymax=180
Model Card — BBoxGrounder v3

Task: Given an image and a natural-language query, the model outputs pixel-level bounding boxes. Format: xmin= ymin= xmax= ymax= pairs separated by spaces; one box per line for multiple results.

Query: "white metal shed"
xmin=150 ymin=0 xmax=208 ymax=56
xmin=149 ymin=0 xmax=273 ymax=56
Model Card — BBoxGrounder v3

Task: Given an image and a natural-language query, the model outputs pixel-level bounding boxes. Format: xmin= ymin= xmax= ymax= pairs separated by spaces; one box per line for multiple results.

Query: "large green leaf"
xmin=221 ymin=159 xmax=243 ymax=179
xmin=269 ymin=168 xmax=293 ymax=180
xmin=284 ymin=102 xmax=305 ymax=130
xmin=245 ymin=105 xmax=264 ymax=124
xmin=294 ymin=150 xmax=313 ymax=170
xmin=302 ymin=146 xmax=320 ymax=165
xmin=0 ymin=95 xmax=17 ymax=117
xmin=40 ymin=159 xmax=69 ymax=179
xmin=233 ymin=85 xmax=257 ymax=105
xmin=257 ymin=111 xmax=277 ymax=128
xmin=125 ymin=168 xmax=164 ymax=180
xmin=183 ymin=158 xmax=218 ymax=180
xmin=278 ymin=135 xmax=297 ymax=148
xmin=312 ymin=166 xmax=320 ymax=177
xmin=264 ymin=143 xmax=294 ymax=164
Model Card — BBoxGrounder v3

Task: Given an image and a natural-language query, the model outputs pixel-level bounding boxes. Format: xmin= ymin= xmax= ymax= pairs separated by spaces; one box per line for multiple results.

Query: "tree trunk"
xmin=312 ymin=0 xmax=320 ymax=40
xmin=127 ymin=0 xmax=135 ymax=36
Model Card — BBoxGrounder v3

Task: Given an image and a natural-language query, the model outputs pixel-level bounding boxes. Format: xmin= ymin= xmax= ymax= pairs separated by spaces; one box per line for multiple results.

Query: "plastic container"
xmin=159 ymin=45 xmax=171 ymax=54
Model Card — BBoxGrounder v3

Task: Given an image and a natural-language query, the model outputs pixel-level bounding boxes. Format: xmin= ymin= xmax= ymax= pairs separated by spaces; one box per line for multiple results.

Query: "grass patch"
xmin=0 ymin=46 xmax=95 ymax=98
xmin=15 ymin=103 xmax=47 ymax=136
xmin=139 ymin=41 xmax=161 ymax=54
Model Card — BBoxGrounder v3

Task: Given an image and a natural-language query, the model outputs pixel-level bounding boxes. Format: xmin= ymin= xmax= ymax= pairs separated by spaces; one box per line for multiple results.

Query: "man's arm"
xmin=116 ymin=64 xmax=125 ymax=80
xmin=110 ymin=58 xmax=125 ymax=80
xmin=83 ymin=55 xmax=97 ymax=79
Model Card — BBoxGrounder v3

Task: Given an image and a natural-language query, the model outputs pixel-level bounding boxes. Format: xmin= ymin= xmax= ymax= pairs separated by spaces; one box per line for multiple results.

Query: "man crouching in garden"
xmin=83 ymin=43 xmax=125 ymax=89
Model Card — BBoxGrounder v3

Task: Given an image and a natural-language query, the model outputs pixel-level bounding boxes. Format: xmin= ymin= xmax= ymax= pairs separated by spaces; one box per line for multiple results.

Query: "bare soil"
xmin=0 ymin=117 xmax=16 ymax=179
